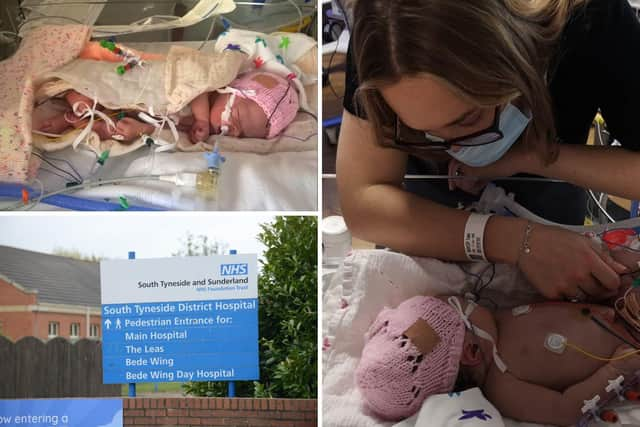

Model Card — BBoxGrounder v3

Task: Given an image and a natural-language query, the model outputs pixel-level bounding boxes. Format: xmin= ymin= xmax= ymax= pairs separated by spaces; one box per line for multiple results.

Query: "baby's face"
xmin=210 ymin=93 xmax=269 ymax=138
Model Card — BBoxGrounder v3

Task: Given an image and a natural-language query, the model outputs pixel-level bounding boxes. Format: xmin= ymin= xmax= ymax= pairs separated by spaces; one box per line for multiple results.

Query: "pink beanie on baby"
xmin=355 ymin=296 xmax=466 ymax=421
xmin=229 ymin=71 xmax=299 ymax=139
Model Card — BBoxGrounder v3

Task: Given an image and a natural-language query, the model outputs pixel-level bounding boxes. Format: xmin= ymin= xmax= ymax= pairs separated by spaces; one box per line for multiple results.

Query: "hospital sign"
xmin=100 ymin=254 xmax=259 ymax=384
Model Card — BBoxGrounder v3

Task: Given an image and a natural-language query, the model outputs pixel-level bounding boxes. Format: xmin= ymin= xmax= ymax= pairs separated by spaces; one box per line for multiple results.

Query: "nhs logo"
xmin=220 ymin=263 xmax=249 ymax=276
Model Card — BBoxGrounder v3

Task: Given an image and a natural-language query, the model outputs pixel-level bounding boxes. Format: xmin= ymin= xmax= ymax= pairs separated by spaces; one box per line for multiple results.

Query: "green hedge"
xmin=182 ymin=216 xmax=317 ymax=398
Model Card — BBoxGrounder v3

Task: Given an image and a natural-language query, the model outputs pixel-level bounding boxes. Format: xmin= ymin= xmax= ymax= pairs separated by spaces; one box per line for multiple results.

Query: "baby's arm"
xmin=188 ymin=93 xmax=211 ymax=143
xmin=484 ymin=361 xmax=624 ymax=426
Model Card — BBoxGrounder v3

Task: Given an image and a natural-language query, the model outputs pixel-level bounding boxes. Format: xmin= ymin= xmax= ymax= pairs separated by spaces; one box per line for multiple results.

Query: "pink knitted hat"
xmin=229 ymin=71 xmax=299 ymax=139
xmin=355 ymin=296 xmax=466 ymax=421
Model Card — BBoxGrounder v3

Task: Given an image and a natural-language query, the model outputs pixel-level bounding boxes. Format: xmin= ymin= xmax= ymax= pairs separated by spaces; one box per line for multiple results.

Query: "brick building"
xmin=0 ymin=245 xmax=101 ymax=342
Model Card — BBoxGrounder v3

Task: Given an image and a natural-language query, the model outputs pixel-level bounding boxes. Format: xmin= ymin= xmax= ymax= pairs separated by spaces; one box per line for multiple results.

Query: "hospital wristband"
xmin=463 ymin=213 xmax=493 ymax=262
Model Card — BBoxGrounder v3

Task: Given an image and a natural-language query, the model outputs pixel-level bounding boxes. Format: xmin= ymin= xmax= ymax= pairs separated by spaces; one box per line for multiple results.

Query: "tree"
xmin=172 ymin=233 xmax=228 ymax=257
xmin=52 ymin=247 xmax=101 ymax=262
xmin=181 ymin=217 xmax=317 ymax=399
xmin=254 ymin=216 xmax=317 ymax=398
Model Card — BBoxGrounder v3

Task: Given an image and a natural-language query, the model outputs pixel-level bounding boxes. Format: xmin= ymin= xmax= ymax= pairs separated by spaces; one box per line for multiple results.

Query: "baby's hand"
xmin=611 ymin=248 xmax=640 ymax=274
xmin=604 ymin=245 xmax=638 ymax=290
xmin=190 ymin=119 xmax=210 ymax=144
xmin=611 ymin=345 xmax=640 ymax=375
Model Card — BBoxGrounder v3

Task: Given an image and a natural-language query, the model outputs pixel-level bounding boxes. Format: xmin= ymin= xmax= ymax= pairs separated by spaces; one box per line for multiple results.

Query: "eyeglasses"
xmin=387 ymin=107 xmax=503 ymax=151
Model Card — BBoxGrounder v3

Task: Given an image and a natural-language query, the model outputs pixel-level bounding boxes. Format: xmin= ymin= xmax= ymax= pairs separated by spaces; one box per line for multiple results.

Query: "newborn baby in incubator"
xmin=357 ymin=295 xmax=640 ymax=426
xmin=35 ymin=42 xmax=299 ymax=143
xmin=357 ymin=247 xmax=640 ymax=426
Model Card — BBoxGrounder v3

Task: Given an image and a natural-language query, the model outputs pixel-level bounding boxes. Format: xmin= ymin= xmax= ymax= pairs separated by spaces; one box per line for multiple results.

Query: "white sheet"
xmin=30 ymin=145 xmax=317 ymax=210
xmin=322 ymin=249 xmax=640 ymax=427
xmin=393 ymin=388 xmax=505 ymax=427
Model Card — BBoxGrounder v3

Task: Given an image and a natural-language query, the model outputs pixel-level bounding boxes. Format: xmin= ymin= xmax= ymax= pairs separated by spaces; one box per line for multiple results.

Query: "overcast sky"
xmin=0 ymin=213 xmax=276 ymax=259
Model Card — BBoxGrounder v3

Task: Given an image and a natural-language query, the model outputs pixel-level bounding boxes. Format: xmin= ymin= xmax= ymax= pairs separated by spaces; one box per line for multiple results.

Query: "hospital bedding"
xmin=0 ymin=28 xmax=317 ymax=210
xmin=322 ymin=249 xmax=640 ymax=427
xmin=28 ymin=144 xmax=316 ymax=210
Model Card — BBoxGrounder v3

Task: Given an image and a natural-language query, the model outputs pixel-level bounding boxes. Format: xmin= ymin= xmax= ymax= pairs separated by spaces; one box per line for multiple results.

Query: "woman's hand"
xmin=517 ymin=223 xmax=627 ymax=300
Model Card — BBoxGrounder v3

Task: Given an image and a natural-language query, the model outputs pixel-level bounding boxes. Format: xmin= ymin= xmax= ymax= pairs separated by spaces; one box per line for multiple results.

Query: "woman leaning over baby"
xmin=337 ymin=0 xmax=640 ymax=302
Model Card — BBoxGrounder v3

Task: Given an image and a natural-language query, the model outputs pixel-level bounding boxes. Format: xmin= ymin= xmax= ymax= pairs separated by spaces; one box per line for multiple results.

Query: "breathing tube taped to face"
xmin=0 ymin=182 xmax=163 ymax=211
xmin=448 ymin=296 xmax=508 ymax=373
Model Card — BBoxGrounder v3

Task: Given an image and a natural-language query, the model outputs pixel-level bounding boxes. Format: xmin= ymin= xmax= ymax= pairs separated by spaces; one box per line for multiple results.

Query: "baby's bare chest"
xmin=494 ymin=304 xmax=622 ymax=390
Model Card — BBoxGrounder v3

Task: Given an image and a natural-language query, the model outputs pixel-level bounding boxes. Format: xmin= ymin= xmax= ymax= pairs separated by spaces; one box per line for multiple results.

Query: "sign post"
xmin=100 ymin=254 xmax=259 ymax=388
xmin=228 ymin=249 xmax=237 ymax=398
xmin=127 ymin=251 xmax=136 ymax=398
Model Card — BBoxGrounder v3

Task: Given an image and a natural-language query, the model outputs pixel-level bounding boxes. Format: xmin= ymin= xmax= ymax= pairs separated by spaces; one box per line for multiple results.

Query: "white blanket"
xmin=394 ymin=388 xmax=504 ymax=427
xmin=322 ymin=249 xmax=640 ymax=427
xmin=29 ymin=144 xmax=316 ymax=211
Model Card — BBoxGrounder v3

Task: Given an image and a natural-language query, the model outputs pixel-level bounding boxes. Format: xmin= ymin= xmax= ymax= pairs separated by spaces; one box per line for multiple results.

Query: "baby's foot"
xmin=113 ymin=117 xmax=155 ymax=142
xmin=190 ymin=119 xmax=210 ymax=143
xmin=36 ymin=113 xmax=70 ymax=134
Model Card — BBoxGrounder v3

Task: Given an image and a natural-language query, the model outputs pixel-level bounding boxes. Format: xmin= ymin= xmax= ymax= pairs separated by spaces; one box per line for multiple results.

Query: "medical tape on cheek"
xmin=216 ymin=86 xmax=260 ymax=134
xmin=214 ymin=91 xmax=238 ymax=137
xmin=471 ymin=324 xmax=508 ymax=373
xmin=448 ymin=296 xmax=508 ymax=373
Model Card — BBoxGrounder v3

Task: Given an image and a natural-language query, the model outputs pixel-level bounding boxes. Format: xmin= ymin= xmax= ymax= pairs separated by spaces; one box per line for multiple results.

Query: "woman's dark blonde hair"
xmin=353 ymin=0 xmax=588 ymax=164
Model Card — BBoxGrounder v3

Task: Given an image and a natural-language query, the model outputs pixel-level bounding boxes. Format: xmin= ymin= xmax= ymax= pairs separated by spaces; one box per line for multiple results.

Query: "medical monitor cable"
xmin=460 ymin=263 xmax=498 ymax=309
xmin=31 ymin=152 xmax=82 ymax=183
xmin=1 ymin=175 xmax=164 ymax=211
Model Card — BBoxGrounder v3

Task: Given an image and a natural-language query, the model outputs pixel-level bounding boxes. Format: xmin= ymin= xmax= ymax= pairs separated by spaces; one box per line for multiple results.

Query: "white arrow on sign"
xmin=104 ymin=319 xmax=112 ymax=330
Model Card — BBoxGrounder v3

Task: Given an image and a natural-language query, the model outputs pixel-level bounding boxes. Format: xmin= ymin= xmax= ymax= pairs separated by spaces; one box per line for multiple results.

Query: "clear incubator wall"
xmin=0 ymin=0 xmax=317 ymax=61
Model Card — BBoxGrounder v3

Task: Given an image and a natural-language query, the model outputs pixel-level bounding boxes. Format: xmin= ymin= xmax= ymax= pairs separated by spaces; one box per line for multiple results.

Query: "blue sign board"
xmin=100 ymin=255 xmax=259 ymax=384
xmin=0 ymin=399 xmax=122 ymax=427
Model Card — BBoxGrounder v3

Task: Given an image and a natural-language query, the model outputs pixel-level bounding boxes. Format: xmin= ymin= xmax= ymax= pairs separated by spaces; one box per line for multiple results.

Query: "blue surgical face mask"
xmin=446 ymin=103 xmax=531 ymax=167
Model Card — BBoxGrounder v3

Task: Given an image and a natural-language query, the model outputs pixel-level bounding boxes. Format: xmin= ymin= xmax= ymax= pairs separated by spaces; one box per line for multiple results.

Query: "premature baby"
xmin=356 ymin=292 xmax=640 ymax=426
xmin=35 ymin=42 xmax=299 ymax=143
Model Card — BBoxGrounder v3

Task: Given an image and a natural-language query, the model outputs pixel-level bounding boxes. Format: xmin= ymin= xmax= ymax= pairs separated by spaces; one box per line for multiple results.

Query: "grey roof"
xmin=0 ymin=245 xmax=100 ymax=307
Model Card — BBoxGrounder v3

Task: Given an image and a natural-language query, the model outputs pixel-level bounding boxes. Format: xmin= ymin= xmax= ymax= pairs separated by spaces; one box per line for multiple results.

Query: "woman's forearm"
xmin=341 ymin=182 xmax=527 ymax=264
xmin=526 ymin=144 xmax=640 ymax=200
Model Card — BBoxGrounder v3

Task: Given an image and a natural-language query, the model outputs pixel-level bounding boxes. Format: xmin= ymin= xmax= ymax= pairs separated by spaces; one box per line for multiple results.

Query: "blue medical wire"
xmin=0 ymin=180 xmax=164 ymax=211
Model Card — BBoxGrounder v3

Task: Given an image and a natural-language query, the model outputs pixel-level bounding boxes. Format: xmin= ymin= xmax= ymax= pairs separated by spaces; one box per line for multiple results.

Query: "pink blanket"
xmin=0 ymin=25 xmax=91 ymax=183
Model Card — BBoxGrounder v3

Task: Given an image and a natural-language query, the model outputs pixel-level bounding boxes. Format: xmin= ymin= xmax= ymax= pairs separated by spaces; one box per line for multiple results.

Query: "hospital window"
xmin=48 ymin=321 xmax=59 ymax=338
xmin=90 ymin=324 xmax=99 ymax=338
xmin=70 ymin=322 xmax=80 ymax=338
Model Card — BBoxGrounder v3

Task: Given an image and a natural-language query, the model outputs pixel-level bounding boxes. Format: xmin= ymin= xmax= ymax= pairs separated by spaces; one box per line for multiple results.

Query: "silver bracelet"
xmin=516 ymin=222 xmax=533 ymax=267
